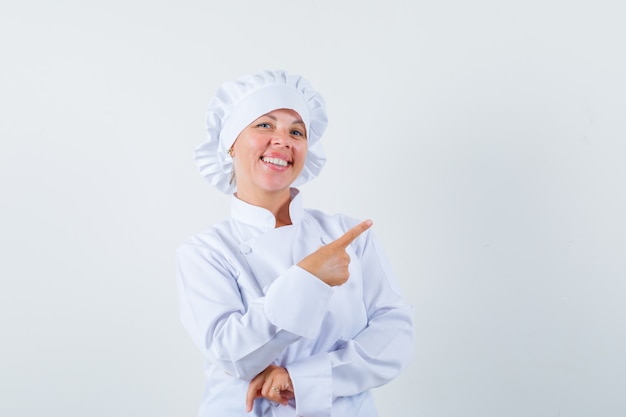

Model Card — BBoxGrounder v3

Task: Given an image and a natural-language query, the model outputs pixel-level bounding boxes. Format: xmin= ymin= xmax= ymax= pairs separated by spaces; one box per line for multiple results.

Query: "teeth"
xmin=262 ymin=157 xmax=289 ymax=167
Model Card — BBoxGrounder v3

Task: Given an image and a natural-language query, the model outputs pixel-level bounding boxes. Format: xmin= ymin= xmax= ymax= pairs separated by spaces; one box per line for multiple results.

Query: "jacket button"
xmin=240 ymin=244 xmax=252 ymax=254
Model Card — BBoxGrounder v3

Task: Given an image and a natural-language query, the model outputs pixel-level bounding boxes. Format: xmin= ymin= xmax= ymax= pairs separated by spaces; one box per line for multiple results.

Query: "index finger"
xmin=333 ymin=219 xmax=373 ymax=248
xmin=245 ymin=375 xmax=263 ymax=412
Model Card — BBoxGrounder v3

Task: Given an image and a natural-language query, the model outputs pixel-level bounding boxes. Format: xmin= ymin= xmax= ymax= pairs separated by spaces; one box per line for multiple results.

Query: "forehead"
xmin=254 ymin=108 xmax=305 ymax=123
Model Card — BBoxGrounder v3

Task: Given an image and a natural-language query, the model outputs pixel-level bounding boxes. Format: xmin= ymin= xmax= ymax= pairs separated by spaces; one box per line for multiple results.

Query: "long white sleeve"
xmin=287 ymin=228 xmax=414 ymax=417
xmin=176 ymin=237 xmax=334 ymax=380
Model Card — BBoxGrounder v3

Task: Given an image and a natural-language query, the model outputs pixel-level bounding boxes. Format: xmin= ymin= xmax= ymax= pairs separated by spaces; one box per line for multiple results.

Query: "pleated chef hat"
xmin=194 ymin=69 xmax=328 ymax=194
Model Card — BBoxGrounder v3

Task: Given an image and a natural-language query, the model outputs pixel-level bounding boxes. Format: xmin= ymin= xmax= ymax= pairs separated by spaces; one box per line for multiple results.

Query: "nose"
xmin=271 ymin=130 xmax=292 ymax=147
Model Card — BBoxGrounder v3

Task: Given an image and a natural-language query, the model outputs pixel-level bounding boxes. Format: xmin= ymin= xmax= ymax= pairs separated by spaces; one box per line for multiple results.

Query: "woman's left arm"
xmin=286 ymin=227 xmax=415 ymax=417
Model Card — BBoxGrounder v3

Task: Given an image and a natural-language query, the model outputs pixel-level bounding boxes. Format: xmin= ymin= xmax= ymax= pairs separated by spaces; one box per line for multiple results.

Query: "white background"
xmin=2 ymin=1 xmax=625 ymax=416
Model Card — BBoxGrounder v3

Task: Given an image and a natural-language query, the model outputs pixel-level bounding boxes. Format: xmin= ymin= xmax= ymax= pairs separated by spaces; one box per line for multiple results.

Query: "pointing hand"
xmin=297 ymin=219 xmax=373 ymax=286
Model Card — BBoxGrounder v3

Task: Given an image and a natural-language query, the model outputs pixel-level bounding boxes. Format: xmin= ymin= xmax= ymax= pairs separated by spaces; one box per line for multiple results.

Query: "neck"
xmin=235 ymin=188 xmax=293 ymax=227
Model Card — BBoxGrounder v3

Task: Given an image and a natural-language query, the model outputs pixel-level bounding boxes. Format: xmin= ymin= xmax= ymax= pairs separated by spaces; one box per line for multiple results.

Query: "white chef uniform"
xmin=176 ymin=189 xmax=414 ymax=417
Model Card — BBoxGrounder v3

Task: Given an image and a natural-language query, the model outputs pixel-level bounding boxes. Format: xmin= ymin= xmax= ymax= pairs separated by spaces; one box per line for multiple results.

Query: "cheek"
xmin=233 ymin=137 xmax=261 ymax=160
xmin=296 ymin=142 xmax=308 ymax=158
xmin=295 ymin=147 xmax=308 ymax=169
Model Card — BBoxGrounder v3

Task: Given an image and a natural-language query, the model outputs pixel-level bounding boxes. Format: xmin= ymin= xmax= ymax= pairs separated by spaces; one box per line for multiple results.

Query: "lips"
xmin=261 ymin=156 xmax=290 ymax=167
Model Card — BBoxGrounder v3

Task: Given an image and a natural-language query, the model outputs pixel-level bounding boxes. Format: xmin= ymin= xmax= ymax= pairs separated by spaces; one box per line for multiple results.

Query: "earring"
xmin=227 ymin=146 xmax=234 ymax=157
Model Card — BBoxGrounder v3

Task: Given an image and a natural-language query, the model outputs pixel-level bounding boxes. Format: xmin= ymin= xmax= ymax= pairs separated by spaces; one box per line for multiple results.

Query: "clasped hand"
xmin=246 ymin=365 xmax=294 ymax=412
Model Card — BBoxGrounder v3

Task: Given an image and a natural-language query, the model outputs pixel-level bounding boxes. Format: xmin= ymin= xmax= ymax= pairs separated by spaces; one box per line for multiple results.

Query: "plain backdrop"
xmin=1 ymin=1 xmax=625 ymax=416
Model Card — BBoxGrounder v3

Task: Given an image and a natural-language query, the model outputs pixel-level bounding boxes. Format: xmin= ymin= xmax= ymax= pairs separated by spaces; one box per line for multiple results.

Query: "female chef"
xmin=176 ymin=69 xmax=414 ymax=417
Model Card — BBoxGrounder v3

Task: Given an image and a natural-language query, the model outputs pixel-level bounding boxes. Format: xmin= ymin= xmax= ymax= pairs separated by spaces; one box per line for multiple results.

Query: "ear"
xmin=228 ymin=139 xmax=239 ymax=157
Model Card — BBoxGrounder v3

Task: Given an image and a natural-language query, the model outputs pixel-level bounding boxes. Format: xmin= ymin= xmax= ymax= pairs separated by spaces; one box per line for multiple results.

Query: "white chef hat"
xmin=194 ymin=69 xmax=328 ymax=194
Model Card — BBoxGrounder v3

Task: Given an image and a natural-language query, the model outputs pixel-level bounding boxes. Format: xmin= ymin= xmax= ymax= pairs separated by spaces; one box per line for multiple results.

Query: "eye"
xmin=256 ymin=122 xmax=272 ymax=129
xmin=291 ymin=129 xmax=306 ymax=138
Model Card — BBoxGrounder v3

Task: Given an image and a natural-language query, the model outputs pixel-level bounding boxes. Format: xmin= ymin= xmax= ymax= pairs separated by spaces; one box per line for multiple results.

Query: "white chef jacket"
xmin=176 ymin=189 xmax=414 ymax=417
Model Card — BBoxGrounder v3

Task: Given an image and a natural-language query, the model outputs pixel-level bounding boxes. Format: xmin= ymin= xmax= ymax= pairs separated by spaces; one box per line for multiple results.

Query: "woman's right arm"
xmin=176 ymin=239 xmax=334 ymax=380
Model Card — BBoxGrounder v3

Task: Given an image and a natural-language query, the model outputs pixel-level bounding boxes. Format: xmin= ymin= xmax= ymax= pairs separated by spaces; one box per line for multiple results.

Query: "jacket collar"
xmin=230 ymin=188 xmax=303 ymax=231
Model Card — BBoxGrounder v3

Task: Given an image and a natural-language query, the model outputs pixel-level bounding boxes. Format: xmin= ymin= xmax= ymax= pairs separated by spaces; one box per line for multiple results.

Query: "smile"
xmin=261 ymin=156 xmax=290 ymax=167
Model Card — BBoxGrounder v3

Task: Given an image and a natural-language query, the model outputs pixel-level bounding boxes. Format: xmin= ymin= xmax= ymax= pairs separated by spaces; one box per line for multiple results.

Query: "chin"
xmin=259 ymin=176 xmax=299 ymax=192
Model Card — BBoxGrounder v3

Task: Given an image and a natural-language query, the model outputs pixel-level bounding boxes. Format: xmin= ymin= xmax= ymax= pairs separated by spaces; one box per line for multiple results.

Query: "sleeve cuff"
xmin=287 ymin=353 xmax=332 ymax=417
xmin=264 ymin=265 xmax=332 ymax=339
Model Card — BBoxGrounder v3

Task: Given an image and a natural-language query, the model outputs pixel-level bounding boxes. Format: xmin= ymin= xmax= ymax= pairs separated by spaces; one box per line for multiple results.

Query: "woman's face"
xmin=231 ymin=108 xmax=308 ymax=199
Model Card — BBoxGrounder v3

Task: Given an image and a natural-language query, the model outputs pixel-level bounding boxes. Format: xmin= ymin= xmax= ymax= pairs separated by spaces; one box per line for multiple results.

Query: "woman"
xmin=176 ymin=69 xmax=414 ymax=417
